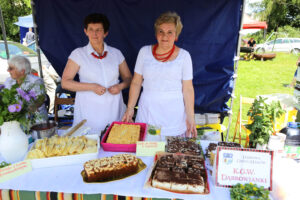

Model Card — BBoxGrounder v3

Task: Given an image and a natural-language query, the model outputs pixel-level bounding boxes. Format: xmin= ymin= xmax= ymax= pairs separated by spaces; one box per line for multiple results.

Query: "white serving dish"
xmin=25 ymin=134 xmax=99 ymax=169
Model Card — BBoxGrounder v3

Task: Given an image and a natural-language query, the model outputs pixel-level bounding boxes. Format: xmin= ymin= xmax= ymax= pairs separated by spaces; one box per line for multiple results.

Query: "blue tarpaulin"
xmin=34 ymin=0 xmax=242 ymax=114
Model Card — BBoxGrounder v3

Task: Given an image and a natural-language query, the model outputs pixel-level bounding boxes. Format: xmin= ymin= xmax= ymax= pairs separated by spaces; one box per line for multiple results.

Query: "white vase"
xmin=0 ymin=121 xmax=29 ymax=163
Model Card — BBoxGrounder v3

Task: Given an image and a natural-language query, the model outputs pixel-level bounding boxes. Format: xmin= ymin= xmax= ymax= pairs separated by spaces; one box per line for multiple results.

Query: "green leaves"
xmin=0 ymin=0 xmax=31 ymax=41
xmin=0 ymin=161 xmax=10 ymax=168
xmin=230 ymin=183 xmax=270 ymax=200
xmin=246 ymin=97 xmax=285 ymax=146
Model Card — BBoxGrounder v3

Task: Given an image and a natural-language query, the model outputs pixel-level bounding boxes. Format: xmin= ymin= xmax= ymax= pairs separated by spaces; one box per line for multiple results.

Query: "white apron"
xmin=70 ymin=43 xmax=126 ymax=134
xmin=136 ymin=90 xmax=186 ymax=136
xmin=134 ymin=45 xmax=193 ymax=137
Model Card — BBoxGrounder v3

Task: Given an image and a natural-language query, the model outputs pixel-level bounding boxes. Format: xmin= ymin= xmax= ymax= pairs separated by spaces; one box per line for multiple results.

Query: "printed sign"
xmin=0 ymin=160 xmax=32 ymax=183
xmin=136 ymin=141 xmax=165 ymax=156
xmin=215 ymin=147 xmax=273 ymax=190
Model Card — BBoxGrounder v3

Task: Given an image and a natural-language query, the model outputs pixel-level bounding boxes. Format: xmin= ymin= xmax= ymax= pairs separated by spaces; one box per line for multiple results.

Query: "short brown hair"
xmin=154 ymin=11 xmax=183 ymax=38
xmin=84 ymin=13 xmax=110 ymax=33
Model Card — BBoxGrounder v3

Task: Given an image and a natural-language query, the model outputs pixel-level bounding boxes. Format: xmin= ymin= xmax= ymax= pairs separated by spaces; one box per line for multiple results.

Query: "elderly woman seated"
xmin=4 ymin=55 xmax=48 ymax=125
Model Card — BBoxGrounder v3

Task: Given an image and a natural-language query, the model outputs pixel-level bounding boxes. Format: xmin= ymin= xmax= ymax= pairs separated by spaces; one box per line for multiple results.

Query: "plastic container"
xmin=101 ymin=121 xmax=147 ymax=152
xmin=280 ymin=122 xmax=300 ymax=146
xmin=144 ymin=124 xmax=161 ymax=141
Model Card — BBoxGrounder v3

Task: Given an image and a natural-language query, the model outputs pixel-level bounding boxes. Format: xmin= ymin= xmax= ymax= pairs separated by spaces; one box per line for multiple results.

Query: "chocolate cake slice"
xmin=151 ymin=154 xmax=207 ymax=193
xmin=152 ymin=170 xmax=173 ymax=190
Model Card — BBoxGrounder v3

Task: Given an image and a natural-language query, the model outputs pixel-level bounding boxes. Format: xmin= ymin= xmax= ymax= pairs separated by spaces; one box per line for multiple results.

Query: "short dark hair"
xmin=84 ymin=13 xmax=110 ymax=33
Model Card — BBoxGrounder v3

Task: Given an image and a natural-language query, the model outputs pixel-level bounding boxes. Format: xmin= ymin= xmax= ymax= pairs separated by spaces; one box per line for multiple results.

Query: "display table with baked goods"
xmin=0 ymin=143 xmax=232 ymax=200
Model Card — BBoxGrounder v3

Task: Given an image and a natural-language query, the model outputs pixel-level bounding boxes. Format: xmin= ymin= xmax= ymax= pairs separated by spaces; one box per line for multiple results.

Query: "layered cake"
xmin=165 ymin=137 xmax=202 ymax=156
xmin=151 ymin=154 xmax=206 ymax=193
xmin=83 ymin=154 xmax=138 ymax=182
xmin=205 ymin=143 xmax=218 ymax=166
xmin=106 ymin=124 xmax=140 ymax=144
xmin=217 ymin=141 xmax=241 ymax=148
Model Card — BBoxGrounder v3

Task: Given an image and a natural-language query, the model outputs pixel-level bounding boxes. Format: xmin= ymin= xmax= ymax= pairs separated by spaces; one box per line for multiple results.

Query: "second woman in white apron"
xmin=122 ymin=11 xmax=197 ymax=137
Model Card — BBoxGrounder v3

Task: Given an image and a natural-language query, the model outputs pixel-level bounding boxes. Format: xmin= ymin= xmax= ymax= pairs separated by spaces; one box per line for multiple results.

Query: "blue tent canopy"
xmin=14 ymin=14 xmax=33 ymax=28
xmin=34 ymin=0 xmax=243 ymax=114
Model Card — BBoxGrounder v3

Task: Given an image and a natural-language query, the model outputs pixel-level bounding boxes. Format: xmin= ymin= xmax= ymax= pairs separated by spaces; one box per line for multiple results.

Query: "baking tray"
xmin=25 ymin=134 xmax=99 ymax=169
xmin=144 ymin=152 xmax=210 ymax=194
xmin=101 ymin=121 xmax=147 ymax=152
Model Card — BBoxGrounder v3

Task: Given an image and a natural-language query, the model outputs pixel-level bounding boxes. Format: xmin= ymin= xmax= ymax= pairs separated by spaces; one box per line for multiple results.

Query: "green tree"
xmin=250 ymin=0 xmax=300 ymax=32
xmin=0 ymin=0 xmax=31 ymax=42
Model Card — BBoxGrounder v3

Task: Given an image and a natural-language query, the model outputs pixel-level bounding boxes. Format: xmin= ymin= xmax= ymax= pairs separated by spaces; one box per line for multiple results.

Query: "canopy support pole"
xmin=31 ymin=0 xmax=44 ymax=79
xmin=0 ymin=6 xmax=10 ymax=59
xmin=225 ymin=0 xmax=246 ymax=142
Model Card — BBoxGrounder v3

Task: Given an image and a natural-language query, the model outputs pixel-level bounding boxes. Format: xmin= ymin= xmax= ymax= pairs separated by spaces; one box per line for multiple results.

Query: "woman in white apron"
xmin=62 ymin=13 xmax=132 ymax=134
xmin=122 ymin=12 xmax=197 ymax=137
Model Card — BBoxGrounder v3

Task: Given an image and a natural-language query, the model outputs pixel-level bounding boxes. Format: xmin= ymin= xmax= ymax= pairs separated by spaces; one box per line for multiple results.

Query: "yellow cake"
xmin=26 ymin=135 xmax=98 ymax=159
xmin=106 ymin=124 xmax=140 ymax=144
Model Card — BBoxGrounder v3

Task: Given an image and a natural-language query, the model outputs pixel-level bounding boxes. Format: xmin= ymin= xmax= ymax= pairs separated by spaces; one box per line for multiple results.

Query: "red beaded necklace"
xmin=91 ymin=51 xmax=107 ymax=59
xmin=152 ymin=44 xmax=175 ymax=62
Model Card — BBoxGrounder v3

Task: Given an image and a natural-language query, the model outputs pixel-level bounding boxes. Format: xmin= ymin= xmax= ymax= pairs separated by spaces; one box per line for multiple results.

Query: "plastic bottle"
xmin=280 ymin=122 xmax=300 ymax=146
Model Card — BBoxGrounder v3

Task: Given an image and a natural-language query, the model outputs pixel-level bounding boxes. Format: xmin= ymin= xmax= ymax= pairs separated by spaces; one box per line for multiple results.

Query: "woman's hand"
xmin=182 ymin=80 xmax=197 ymax=138
xmin=185 ymin=116 xmax=197 ymax=138
xmin=108 ymin=84 xmax=121 ymax=95
xmin=122 ymin=108 xmax=134 ymax=123
xmin=93 ymin=84 xmax=106 ymax=96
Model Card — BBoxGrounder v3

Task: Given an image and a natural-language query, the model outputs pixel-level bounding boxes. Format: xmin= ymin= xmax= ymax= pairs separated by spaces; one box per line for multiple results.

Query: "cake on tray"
xmin=106 ymin=124 xmax=140 ymax=144
xmin=83 ymin=154 xmax=138 ymax=182
xmin=151 ymin=154 xmax=207 ymax=194
xmin=26 ymin=135 xmax=98 ymax=159
xmin=165 ymin=136 xmax=202 ymax=156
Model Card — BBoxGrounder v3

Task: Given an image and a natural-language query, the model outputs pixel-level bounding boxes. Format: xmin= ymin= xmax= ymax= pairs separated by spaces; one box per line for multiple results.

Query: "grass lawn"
xmin=223 ymin=52 xmax=299 ymax=143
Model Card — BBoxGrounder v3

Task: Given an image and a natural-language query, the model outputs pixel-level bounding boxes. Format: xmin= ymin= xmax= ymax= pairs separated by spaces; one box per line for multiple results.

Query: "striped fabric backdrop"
xmin=0 ymin=190 xmax=181 ymax=200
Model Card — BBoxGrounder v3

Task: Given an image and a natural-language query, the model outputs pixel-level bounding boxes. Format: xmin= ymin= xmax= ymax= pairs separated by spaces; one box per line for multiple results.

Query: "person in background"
xmin=289 ymin=56 xmax=300 ymax=88
xmin=4 ymin=55 xmax=48 ymax=124
xmin=247 ymin=37 xmax=256 ymax=48
xmin=61 ymin=13 xmax=132 ymax=133
xmin=31 ymin=64 xmax=61 ymax=114
xmin=25 ymin=28 xmax=35 ymax=45
xmin=122 ymin=11 xmax=197 ymax=138
xmin=246 ymin=37 xmax=256 ymax=60
xmin=42 ymin=64 xmax=61 ymax=113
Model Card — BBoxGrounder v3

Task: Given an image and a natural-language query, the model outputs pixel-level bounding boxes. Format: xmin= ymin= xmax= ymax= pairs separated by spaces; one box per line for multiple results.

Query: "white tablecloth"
xmin=0 ymin=140 xmax=232 ymax=200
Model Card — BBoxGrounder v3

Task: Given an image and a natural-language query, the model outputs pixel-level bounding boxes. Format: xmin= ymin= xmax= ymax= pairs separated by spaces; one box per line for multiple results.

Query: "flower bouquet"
xmin=0 ymin=83 xmax=46 ymax=163
xmin=0 ymin=83 xmax=45 ymax=132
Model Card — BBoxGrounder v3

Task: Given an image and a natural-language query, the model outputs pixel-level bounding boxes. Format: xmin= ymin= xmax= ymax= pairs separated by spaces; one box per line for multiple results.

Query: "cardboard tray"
xmin=101 ymin=121 xmax=147 ymax=152
xmin=25 ymin=134 xmax=100 ymax=169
